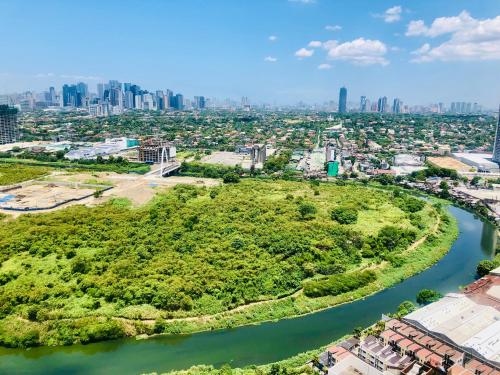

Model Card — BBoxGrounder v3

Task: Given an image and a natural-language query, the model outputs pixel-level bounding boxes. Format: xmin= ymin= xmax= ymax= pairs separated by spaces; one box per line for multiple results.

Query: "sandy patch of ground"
xmin=0 ymin=172 xmax=220 ymax=218
xmin=427 ymin=156 xmax=471 ymax=172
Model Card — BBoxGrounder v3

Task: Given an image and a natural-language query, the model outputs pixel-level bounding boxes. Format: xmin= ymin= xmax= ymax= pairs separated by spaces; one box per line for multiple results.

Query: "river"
xmin=0 ymin=206 xmax=496 ymax=374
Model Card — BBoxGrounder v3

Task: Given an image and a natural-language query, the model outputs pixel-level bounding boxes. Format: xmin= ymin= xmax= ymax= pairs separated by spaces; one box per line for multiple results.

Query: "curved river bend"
xmin=0 ymin=206 xmax=497 ymax=375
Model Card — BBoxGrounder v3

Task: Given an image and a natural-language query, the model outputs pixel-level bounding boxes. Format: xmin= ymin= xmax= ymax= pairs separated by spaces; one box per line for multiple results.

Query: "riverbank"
xmin=0 ymin=181 xmax=457 ymax=348
xmin=135 ymin=203 xmax=456 ymax=337
xmin=0 ymin=204 xmax=489 ymax=375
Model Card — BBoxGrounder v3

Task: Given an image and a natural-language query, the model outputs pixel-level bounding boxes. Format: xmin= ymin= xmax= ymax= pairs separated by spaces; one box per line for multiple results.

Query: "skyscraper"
xmin=338 ymin=87 xmax=347 ymax=113
xmin=492 ymin=105 xmax=500 ymax=164
xmin=378 ymin=96 xmax=388 ymax=113
xmin=0 ymin=105 xmax=18 ymax=145
xmin=360 ymin=96 xmax=367 ymax=112
xmin=62 ymin=84 xmax=77 ymax=107
xmin=392 ymin=98 xmax=401 ymax=114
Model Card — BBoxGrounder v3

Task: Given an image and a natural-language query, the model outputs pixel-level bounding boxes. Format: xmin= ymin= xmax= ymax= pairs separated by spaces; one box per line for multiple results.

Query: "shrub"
xmin=477 ymin=260 xmax=497 ymax=277
xmin=222 ymin=173 xmax=240 ymax=183
xmin=303 ymin=270 xmax=377 ymax=298
xmin=331 ymin=207 xmax=358 ymax=224
xmin=416 ymin=289 xmax=442 ymax=305
xmin=298 ymin=202 xmax=317 ymax=220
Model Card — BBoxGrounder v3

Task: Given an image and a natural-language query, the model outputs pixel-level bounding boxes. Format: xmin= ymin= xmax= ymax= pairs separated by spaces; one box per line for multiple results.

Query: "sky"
xmin=1 ymin=0 xmax=500 ymax=107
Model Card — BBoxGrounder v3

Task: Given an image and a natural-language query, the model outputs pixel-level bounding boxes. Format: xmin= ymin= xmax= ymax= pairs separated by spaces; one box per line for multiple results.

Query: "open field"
xmin=427 ymin=156 xmax=472 ymax=172
xmin=201 ymin=151 xmax=254 ymax=169
xmin=0 ymin=179 xmax=456 ymax=348
xmin=0 ymin=182 xmax=97 ymax=210
xmin=0 ymin=169 xmax=221 ymax=217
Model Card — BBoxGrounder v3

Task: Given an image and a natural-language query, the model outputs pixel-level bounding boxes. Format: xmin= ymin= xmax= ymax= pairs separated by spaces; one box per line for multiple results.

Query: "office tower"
xmin=62 ymin=84 xmax=77 ymax=107
xmin=142 ymin=93 xmax=155 ymax=110
xmin=75 ymin=82 xmax=88 ymax=107
xmin=194 ymin=96 xmax=206 ymax=109
xmin=97 ymin=83 xmax=105 ymax=100
xmin=466 ymin=102 xmax=472 ymax=114
xmin=134 ymin=94 xmax=143 ymax=109
xmin=360 ymin=96 xmax=367 ymax=112
xmin=124 ymin=91 xmax=134 ymax=109
xmin=0 ymin=105 xmax=18 ymax=145
xmin=241 ymin=96 xmax=249 ymax=106
xmin=49 ymin=87 xmax=56 ymax=104
xmin=165 ymin=90 xmax=173 ymax=109
xmin=338 ymin=87 xmax=347 ymax=113
xmin=175 ymin=94 xmax=184 ymax=110
xmin=377 ymin=96 xmax=388 ymax=113
xmin=492 ymin=105 xmax=500 ymax=164
xmin=156 ymin=91 xmax=164 ymax=110
xmin=110 ymin=88 xmax=123 ymax=107
xmin=123 ymin=83 xmax=131 ymax=92
xmin=108 ymin=80 xmax=122 ymax=90
xmin=392 ymin=98 xmax=401 ymax=114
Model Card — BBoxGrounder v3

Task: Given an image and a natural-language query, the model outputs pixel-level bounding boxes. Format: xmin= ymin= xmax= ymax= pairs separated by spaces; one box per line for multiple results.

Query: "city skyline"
xmin=1 ymin=0 xmax=500 ymax=106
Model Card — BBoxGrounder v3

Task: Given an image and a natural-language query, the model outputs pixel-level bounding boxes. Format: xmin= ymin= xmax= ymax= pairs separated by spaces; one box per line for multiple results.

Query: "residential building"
xmin=0 ymin=105 xmax=18 ymax=145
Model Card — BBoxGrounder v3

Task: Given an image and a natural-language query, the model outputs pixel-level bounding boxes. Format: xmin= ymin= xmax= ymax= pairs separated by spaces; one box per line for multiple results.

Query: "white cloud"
xmin=318 ymin=63 xmax=332 ymax=70
xmin=295 ymin=48 xmax=314 ymax=58
xmin=406 ymin=11 xmax=500 ymax=62
xmin=60 ymin=74 xmax=102 ymax=80
xmin=325 ymin=25 xmax=342 ymax=32
xmin=288 ymin=0 xmax=315 ymax=4
xmin=308 ymin=40 xmax=323 ymax=48
xmin=34 ymin=73 xmax=55 ymax=78
xmin=264 ymin=56 xmax=278 ymax=62
xmin=323 ymin=38 xmax=389 ymax=65
xmin=269 ymin=35 xmax=278 ymax=42
xmin=383 ymin=6 xmax=403 ymax=23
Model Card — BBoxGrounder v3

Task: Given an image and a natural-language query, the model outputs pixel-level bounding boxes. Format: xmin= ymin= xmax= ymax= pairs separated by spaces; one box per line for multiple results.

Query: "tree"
xmin=477 ymin=259 xmax=496 ymax=277
xmin=222 ymin=172 xmax=240 ymax=183
xmin=471 ymin=176 xmax=481 ymax=186
xmin=396 ymin=301 xmax=416 ymax=317
xmin=331 ymin=207 xmax=358 ymax=224
xmin=298 ymin=202 xmax=317 ymax=220
xmin=416 ymin=289 xmax=442 ymax=305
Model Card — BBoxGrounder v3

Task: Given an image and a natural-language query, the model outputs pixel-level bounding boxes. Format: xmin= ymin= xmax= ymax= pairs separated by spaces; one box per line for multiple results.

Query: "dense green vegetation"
xmin=0 ymin=180 xmax=441 ymax=347
xmin=180 ymin=161 xmax=245 ymax=178
xmin=0 ymin=164 xmax=51 ymax=186
xmin=303 ymin=270 xmax=376 ymax=297
xmin=416 ymin=289 xmax=442 ymax=305
xmin=0 ymin=157 xmax=149 ymax=174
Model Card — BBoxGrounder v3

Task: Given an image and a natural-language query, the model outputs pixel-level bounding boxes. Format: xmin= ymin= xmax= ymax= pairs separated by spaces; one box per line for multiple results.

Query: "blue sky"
xmin=1 ymin=0 xmax=500 ymax=107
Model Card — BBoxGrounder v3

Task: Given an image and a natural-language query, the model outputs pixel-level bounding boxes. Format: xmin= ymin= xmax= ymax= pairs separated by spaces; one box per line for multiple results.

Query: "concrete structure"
xmin=251 ymin=144 xmax=267 ymax=165
xmin=138 ymin=139 xmax=176 ymax=164
xmin=405 ymin=273 xmax=500 ymax=367
xmin=0 ymin=105 xmax=18 ymax=145
xmin=453 ymin=153 xmax=500 ymax=173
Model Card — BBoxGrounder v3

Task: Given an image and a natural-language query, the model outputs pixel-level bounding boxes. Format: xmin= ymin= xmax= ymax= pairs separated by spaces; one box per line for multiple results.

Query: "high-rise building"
xmin=392 ymin=98 xmax=401 ymax=114
xmin=62 ymin=84 xmax=77 ymax=107
xmin=338 ymin=87 xmax=347 ymax=113
xmin=194 ymin=96 xmax=206 ymax=109
xmin=124 ymin=91 xmax=134 ymax=109
xmin=378 ymin=96 xmax=388 ymax=113
xmin=360 ymin=96 xmax=367 ymax=112
xmin=492 ymin=105 xmax=500 ymax=164
xmin=108 ymin=80 xmax=122 ymax=90
xmin=0 ymin=105 xmax=18 ymax=145
xmin=110 ymin=88 xmax=123 ymax=107
xmin=97 ymin=83 xmax=105 ymax=100
xmin=49 ymin=87 xmax=56 ymax=104
xmin=175 ymin=94 xmax=184 ymax=110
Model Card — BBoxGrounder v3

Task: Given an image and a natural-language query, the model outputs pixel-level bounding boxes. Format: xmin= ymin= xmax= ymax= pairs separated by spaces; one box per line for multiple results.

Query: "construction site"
xmin=0 ymin=180 xmax=110 ymax=211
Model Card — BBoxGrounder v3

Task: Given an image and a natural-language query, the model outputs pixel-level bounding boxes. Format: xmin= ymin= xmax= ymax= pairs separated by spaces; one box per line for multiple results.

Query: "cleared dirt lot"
xmin=427 ymin=156 xmax=472 ymax=172
xmin=46 ymin=172 xmax=220 ymax=206
xmin=0 ymin=172 xmax=220 ymax=217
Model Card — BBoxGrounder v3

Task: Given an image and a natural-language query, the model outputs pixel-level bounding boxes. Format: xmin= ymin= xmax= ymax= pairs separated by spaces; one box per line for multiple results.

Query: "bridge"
xmin=146 ymin=162 xmax=181 ymax=177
